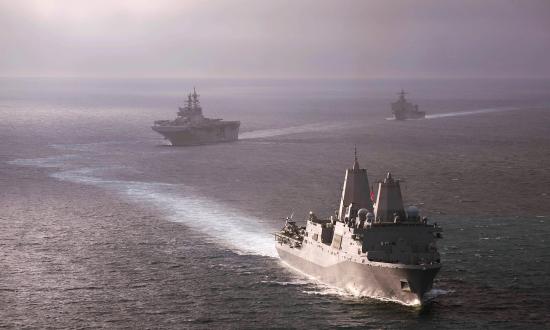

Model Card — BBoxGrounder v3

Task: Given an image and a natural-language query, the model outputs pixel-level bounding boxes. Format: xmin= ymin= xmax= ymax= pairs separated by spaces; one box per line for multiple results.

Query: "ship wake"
xmin=8 ymin=154 xmax=278 ymax=258
xmin=425 ymin=106 xmax=520 ymax=119
xmin=385 ymin=106 xmax=522 ymax=120
xmin=240 ymin=122 xmax=356 ymax=139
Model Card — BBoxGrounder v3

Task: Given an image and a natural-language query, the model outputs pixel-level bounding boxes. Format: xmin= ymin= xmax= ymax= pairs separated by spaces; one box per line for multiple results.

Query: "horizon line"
xmin=2 ymin=74 xmax=550 ymax=81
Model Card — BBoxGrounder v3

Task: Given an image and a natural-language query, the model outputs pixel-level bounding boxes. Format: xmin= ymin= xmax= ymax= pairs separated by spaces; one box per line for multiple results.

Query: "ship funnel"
xmin=338 ymin=151 xmax=373 ymax=221
xmin=373 ymin=172 xmax=406 ymax=223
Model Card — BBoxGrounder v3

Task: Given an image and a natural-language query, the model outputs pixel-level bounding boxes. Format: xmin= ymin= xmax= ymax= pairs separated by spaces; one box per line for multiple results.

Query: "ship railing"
xmin=273 ymin=232 xmax=303 ymax=247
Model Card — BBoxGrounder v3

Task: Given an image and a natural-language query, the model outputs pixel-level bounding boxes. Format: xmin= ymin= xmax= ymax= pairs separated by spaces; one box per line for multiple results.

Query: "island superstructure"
xmin=391 ymin=90 xmax=426 ymax=120
xmin=152 ymin=88 xmax=240 ymax=146
xmin=275 ymin=151 xmax=442 ymax=305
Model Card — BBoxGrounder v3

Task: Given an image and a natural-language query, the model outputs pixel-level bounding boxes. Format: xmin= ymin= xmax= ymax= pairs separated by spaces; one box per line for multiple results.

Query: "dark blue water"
xmin=1 ymin=78 xmax=549 ymax=328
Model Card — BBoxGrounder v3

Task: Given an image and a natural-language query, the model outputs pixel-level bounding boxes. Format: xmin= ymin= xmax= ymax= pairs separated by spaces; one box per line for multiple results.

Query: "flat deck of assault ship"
xmin=275 ymin=152 xmax=442 ymax=305
xmin=152 ymin=88 xmax=240 ymax=146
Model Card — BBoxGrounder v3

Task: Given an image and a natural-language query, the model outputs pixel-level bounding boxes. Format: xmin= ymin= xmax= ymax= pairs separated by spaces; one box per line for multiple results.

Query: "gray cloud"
xmin=1 ymin=0 xmax=549 ymax=78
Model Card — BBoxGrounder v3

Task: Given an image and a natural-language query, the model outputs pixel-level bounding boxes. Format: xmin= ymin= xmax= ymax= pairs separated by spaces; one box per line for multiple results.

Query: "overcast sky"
xmin=1 ymin=0 xmax=549 ymax=79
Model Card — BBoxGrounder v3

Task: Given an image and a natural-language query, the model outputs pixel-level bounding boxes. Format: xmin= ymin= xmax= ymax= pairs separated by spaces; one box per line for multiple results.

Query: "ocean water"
xmin=1 ymin=78 xmax=550 ymax=329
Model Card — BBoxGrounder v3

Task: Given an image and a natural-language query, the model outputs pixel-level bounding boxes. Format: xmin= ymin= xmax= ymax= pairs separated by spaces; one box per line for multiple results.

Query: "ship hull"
xmin=393 ymin=111 xmax=426 ymax=120
xmin=276 ymin=245 xmax=440 ymax=305
xmin=152 ymin=121 xmax=240 ymax=146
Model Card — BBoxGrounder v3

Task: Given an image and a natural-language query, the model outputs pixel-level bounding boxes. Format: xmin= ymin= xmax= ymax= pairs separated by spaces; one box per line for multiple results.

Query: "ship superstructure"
xmin=275 ymin=150 xmax=442 ymax=305
xmin=152 ymin=88 xmax=240 ymax=146
xmin=391 ymin=90 xmax=426 ymax=120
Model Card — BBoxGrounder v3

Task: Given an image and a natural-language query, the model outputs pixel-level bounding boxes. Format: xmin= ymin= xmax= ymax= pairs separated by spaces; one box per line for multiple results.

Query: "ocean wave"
xmin=423 ymin=288 xmax=453 ymax=300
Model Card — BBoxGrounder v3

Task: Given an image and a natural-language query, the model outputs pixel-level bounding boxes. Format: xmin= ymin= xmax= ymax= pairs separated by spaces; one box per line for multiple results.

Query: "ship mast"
xmin=353 ymin=144 xmax=359 ymax=170
xmin=186 ymin=94 xmax=193 ymax=109
xmin=338 ymin=148 xmax=373 ymax=221
xmin=178 ymin=88 xmax=202 ymax=117
xmin=192 ymin=86 xmax=200 ymax=108
xmin=398 ymin=89 xmax=407 ymax=100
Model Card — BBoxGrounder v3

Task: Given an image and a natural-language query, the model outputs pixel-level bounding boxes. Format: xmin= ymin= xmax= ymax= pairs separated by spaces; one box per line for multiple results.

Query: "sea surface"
xmin=1 ymin=77 xmax=550 ymax=329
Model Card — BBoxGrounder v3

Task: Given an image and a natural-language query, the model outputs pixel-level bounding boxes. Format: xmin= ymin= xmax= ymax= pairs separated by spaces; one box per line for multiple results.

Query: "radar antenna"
xmin=191 ymin=87 xmax=200 ymax=108
xmin=398 ymin=89 xmax=407 ymax=99
xmin=353 ymin=144 xmax=360 ymax=170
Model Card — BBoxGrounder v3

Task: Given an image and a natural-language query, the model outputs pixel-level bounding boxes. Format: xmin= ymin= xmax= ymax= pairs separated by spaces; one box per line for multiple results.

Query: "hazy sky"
xmin=1 ymin=0 xmax=549 ymax=79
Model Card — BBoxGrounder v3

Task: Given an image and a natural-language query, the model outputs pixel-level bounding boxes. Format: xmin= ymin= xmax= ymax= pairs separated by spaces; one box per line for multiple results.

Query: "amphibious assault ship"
xmin=152 ymin=88 xmax=240 ymax=146
xmin=275 ymin=152 xmax=442 ymax=305
xmin=391 ymin=90 xmax=426 ymax=120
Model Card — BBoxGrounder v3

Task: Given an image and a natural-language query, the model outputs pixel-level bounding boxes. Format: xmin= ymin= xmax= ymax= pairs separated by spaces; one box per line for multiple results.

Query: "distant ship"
xmin=275 ymin=150 xmax=442 ymax=305
xmin=152 ymin=88 xmax=240 ymax=146
xmin=391 ymin=90 xmax=426 ymax=120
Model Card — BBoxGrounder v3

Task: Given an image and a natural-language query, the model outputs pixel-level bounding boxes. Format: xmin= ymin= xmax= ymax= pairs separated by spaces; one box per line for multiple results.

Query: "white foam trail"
xmin=240 ymin=122 xmax=353 ymax=139
xmin=425 ymin=107 xmax=519 ymax=119
xmin=50 ymin=141 xmax=129 ymax=152
xmin=9 ymin=154 xmax=80 ymax=167
xmin=9 ymin=156 xmax=278 ymax=258
xmin=384 ymin=106 xmax=523 ymax=121
xmin=127 ymin=185 xmax=278 ymax=258
xmin=423 ymin=288 xmax=453 ymax=302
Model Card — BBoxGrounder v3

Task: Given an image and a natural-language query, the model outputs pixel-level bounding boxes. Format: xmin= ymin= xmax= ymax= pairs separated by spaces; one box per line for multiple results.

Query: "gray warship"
xmin=275 ymin=152 xmax=442 ymax=305
xmin=152 ymin=88 xmax=240 ymax=146
xmin=391 ymin=90 xmax=426 ymax=120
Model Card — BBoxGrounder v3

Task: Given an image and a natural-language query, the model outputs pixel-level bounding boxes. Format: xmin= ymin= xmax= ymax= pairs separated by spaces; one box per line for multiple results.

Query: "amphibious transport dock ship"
xmin=391 ymin=90 xmax=426 ymax=120
xmin=152 ymin=88 xmax=240 ymax=146
xmin=275 ymin=152 xmax=442 ymax=305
